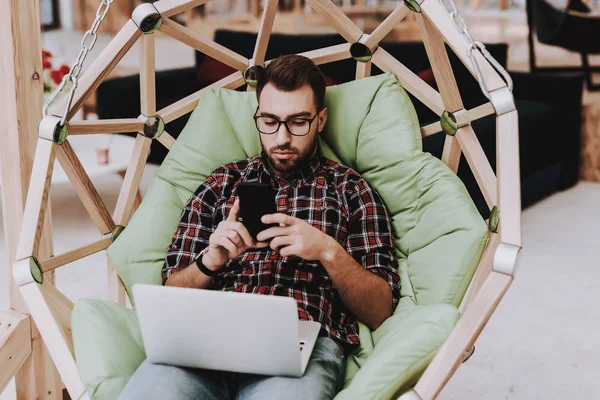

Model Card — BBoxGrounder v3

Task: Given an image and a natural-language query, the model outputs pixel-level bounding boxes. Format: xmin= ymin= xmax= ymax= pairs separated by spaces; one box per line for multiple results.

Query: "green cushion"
xmin=92 ymin=73 xmax=487 ymax=398
xmin=72 ymin=298 xmax=145 ymax=399
xmin=336 ymin=301 xmax=460 ymax=399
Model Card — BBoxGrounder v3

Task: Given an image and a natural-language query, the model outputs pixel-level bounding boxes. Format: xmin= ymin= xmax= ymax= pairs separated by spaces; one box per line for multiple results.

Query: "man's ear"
xmin=318 ymin=107 xmax=328 ymax=133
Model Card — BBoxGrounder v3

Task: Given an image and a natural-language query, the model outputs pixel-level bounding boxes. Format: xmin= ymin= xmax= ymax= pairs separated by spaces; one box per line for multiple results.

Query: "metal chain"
xmin=42 ymin=0 xmax=114 ymax=125
xmin=438 ymin=0 xmax=513 ymax=100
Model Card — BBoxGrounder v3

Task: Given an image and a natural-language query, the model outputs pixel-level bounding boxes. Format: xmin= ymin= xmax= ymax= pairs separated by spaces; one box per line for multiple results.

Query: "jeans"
xmin=119 ymin=337 xmax=347 ymax=400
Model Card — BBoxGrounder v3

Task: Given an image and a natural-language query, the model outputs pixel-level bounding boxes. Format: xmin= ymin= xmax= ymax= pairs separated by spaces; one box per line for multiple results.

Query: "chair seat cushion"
xmin=72 ymin=298 xmax=145 ymax=400
xmin=337 ymin=300 xmax=460 ymax=399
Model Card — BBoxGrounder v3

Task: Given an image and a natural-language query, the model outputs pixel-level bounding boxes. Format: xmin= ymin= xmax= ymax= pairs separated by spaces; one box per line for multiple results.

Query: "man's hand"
xmin=257 ymin=213 xmax=338 ymax=261
xmin=204 ymin=198 xmax=268 ymax=270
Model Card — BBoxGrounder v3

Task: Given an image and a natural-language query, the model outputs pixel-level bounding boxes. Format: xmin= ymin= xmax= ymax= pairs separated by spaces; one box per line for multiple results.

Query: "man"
xmin=120 ymin=55 xmax=400 ymax=400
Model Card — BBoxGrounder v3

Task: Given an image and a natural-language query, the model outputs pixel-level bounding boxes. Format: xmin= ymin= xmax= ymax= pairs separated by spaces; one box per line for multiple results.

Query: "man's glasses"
xmin=254 ymin=109 xmax=320 ymax=137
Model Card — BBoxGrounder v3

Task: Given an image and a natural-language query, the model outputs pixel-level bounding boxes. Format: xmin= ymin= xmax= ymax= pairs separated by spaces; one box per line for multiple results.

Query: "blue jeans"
xmin=119 ymin=337 xmax=347 ymax=400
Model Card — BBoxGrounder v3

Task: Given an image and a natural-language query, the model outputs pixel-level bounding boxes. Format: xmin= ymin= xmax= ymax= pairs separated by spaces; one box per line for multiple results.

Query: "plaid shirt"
xmin=163 ymin=152 xmax=400 ymax=350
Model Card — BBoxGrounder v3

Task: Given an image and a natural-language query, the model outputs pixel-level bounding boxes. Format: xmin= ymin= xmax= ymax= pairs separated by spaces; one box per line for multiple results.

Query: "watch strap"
xmin=194 ymin=248 xmax=219 ymax=277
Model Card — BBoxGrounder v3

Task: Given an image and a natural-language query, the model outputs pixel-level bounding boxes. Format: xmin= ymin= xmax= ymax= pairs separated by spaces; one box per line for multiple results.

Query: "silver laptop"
xmin=133 ymin=284 xmax=321 ymax=377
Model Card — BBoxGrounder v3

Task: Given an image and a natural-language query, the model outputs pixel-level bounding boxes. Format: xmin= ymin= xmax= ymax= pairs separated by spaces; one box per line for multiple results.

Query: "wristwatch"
xmin=194 ymin=248 xmax=219 ymax=277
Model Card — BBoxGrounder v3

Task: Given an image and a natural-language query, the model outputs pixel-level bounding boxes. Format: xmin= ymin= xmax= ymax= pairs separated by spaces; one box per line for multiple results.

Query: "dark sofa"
xmin=96 ymin=30 xmax=584 ymax=217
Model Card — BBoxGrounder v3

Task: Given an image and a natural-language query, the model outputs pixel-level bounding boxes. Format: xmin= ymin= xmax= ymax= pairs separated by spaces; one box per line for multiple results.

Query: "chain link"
xmin=437 ymin=0 xmax=512 ymax=100
xmin=43 ymin=0 xmax=114 ymax=125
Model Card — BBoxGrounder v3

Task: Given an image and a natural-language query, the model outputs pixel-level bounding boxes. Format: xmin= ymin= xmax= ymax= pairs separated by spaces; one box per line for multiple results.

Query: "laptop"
xmin=133 ymin=284 xmax=322 ymax=377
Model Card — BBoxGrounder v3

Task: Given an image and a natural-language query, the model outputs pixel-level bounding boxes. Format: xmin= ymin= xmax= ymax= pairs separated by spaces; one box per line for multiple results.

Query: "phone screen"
xmin=236 ymin=182 xmax=278 ymax=240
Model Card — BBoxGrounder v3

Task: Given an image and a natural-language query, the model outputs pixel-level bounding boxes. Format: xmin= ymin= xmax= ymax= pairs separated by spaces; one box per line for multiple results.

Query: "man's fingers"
xmin=255 ymin=241 xmax=270 ymax=248
xmin=227 ymin=198 xmax=240 ymax=222
xmin=223 ymin=229 xmax=243 ymax=247
xmin=270 ymin=236 xmax=293 ymax=251
xmin=279 ymin=244 xmax=298 ymax=257
xmin=256 ymin=226 xmax=289 ymax=242
xmin=230 ymin=222 xmax=255 ymax=249
xmin=215 ymin=235 xmax=237 ymax=256
xmin=261 ymin=213 xmax=295 ymax=226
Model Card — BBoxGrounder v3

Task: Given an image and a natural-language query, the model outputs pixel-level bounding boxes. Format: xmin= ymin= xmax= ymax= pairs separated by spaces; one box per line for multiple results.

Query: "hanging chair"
xmin=526 ymin=0 xmax=600 ymax=89
xmin=12 ymin=0 xmax=522 ymax=399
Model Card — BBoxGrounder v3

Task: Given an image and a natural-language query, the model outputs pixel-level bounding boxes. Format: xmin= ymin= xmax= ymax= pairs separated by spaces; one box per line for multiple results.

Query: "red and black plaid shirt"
xmin=163 ymin=153 xmax=400 ymax=350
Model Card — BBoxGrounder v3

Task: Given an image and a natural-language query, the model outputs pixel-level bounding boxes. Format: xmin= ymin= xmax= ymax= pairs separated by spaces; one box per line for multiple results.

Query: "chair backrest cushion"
xmin=108 ymin=72 xmax=486 ymax=308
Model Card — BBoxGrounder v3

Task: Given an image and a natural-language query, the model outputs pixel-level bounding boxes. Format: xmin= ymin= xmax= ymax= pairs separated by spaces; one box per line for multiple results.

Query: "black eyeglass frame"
xmin=253 ymin=107 xmax=321 ymax=137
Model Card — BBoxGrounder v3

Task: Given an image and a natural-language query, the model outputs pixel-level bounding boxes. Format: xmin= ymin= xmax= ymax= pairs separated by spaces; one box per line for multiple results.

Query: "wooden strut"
xmin=420 ymin=103 xmax=495 ymax=137
xmin=55 ymin=140 xmax=116 ymax=235
xmin=159 ymin=18 xmax=248 ymax=72
xmin=68 ymin=119 xmax=144 ymax=135
xmin=55 ymin=20 xmax=141 ymax=121
xmin=416 ymin=13 xmax=463 ymax=173
xmin=38 ymin=238 xmax=112 ymax=273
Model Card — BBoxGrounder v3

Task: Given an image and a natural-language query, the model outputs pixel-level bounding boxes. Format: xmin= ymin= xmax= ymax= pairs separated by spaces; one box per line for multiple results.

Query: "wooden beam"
xmin=38 ymin=238 xmax=112 ymax=273
xmin=455 ymin=125 xmax=498 ymax=209
xmin=364 ymin=3 xmax=409 ymax=49
xmin=372 ymin=48 xmax=445 ymax=116
xmin=39 ymin=282 xmax=74 ymax=355
xmin=0 ymin=0 xmax=61 ymax=397
xmin=160 ymin=18 xmax=247 ymax=71
xmin=158 ymin=72 xmax=246 ymax=123
xmin=154 ymin=0 xmax=210 ymax=18
xmin=0 ymin=311 xmax=31 ymax=394
xmin=108 ymin=260 xmax=127 ymax=307
xmin=15 ymin=140 xmax=56 ymax=261
xmin=355 ymin=61 xmax=371 ymax=80
xmin=68 ymin=119 xmax=144 ymax=135
xmin=157 ymin=131 xmax=177 ymax=151
xmin=414 ymin=271 xmax=512 ymax=399
xmin=53 ymin=21 xmax=141 ymax=120
xmin=19 ymin=282 xmax=86 ymax=399
xmin=462 ymin=232 xmax=500 ymax=311
xmin=55 ymin=140 xmax=116 ymax=235
xmin=417 ymin=13 xmax=464 ymax=173
xmin=295 ymin=43 xmax=351 ymax=65
xmin=420 ymin=0 xmax=507 ymax=93
xmin=497 ymin=111 xmax=522 ymax=248
xmin=113 ymin=135 xmax=152 ymax=227
xmin=253 ymin=0 xmax=279 ymax=66
xmin=140 ymin=34 xmax=156 ymax=116
xmin=420 ymin=102 xmax=495 ymax=137
xmin=304 ymin=0 xmax=363 ymax=43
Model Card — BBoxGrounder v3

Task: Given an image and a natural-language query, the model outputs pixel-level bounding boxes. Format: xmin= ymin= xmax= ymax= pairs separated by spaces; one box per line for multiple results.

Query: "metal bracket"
xmin=132 ymin=3 xmax=162 ymax=34
xmin=463 ymin=345 xmax=476 ymax=362
xmin=404 ymin=0 xmax=423 ymax=12
xmin=488 ymin=86 xmax=516 ymax=116
xmin=441 ymin=110 xmax=458 ymax=136
xmin=112 ymin=225 xmax=125 ymax=242
xmin=138 ymin=114 xmax=165 ymax=139
xmin=244 ymin=59 xmax=265 ymax=87
xmin=350 ymin=34 xmax=374 ymax=62
xmin=13 ymin=257 xmax=43 ymax=286
xmin=492 ymin=242 xmax=520 ymax=276
xmin=398 ymin=389 xmax=422 ymax=400
xmin=39 ymin=115 xmax=68 ymax=144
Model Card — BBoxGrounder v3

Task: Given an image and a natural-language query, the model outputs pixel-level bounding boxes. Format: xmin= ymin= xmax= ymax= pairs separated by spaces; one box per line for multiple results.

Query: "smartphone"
xmin=236 ymin=182 xmax=278 ymax=240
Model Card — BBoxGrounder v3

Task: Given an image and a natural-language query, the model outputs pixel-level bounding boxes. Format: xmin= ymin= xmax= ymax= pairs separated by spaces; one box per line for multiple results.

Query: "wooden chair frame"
xmin=1 ymin=0 xmax=522 ymax=398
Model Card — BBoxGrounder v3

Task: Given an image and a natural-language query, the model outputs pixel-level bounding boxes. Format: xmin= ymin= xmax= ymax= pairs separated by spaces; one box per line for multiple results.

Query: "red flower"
xmin=59 ymin=64 xmax=70 ymax=75
xmin=50 ymin=69 xmax=63 ymax=85
xmin=42 ymin=58 xmax=52 ymax=70
xmin=42 ymin=49 xmax=53 ymax=58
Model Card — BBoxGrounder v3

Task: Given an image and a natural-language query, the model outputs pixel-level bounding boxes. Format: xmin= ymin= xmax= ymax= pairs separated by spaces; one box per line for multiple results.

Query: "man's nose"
xmin=275 ymin=123 xmax=291 ymax=146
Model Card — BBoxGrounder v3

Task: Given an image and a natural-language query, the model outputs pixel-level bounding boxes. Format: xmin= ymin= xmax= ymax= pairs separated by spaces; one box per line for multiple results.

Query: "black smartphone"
xmin=236 ymin=182 xmax=278 ymax=241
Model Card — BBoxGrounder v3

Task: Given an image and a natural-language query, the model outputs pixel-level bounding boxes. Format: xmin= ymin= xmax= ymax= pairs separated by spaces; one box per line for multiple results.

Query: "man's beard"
xmin=262 ymin=134 xmax=319 ymax=175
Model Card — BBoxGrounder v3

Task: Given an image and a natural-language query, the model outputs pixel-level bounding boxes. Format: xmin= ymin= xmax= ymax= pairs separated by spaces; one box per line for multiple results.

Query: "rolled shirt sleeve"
xmin=162 ymin=173 xmax=222 ymax=284
xmin=345 ymin=179 xmax=401 ymax=311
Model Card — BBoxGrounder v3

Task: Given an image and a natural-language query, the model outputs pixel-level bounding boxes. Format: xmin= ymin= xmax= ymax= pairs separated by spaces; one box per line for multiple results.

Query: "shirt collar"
xmin=258 ymin=151 xmax=321 ymax=186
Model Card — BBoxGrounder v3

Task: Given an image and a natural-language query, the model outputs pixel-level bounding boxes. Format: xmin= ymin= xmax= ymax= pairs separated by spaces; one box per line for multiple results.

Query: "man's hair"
xmin=256 ymin=55 xmax=326 ymax=111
